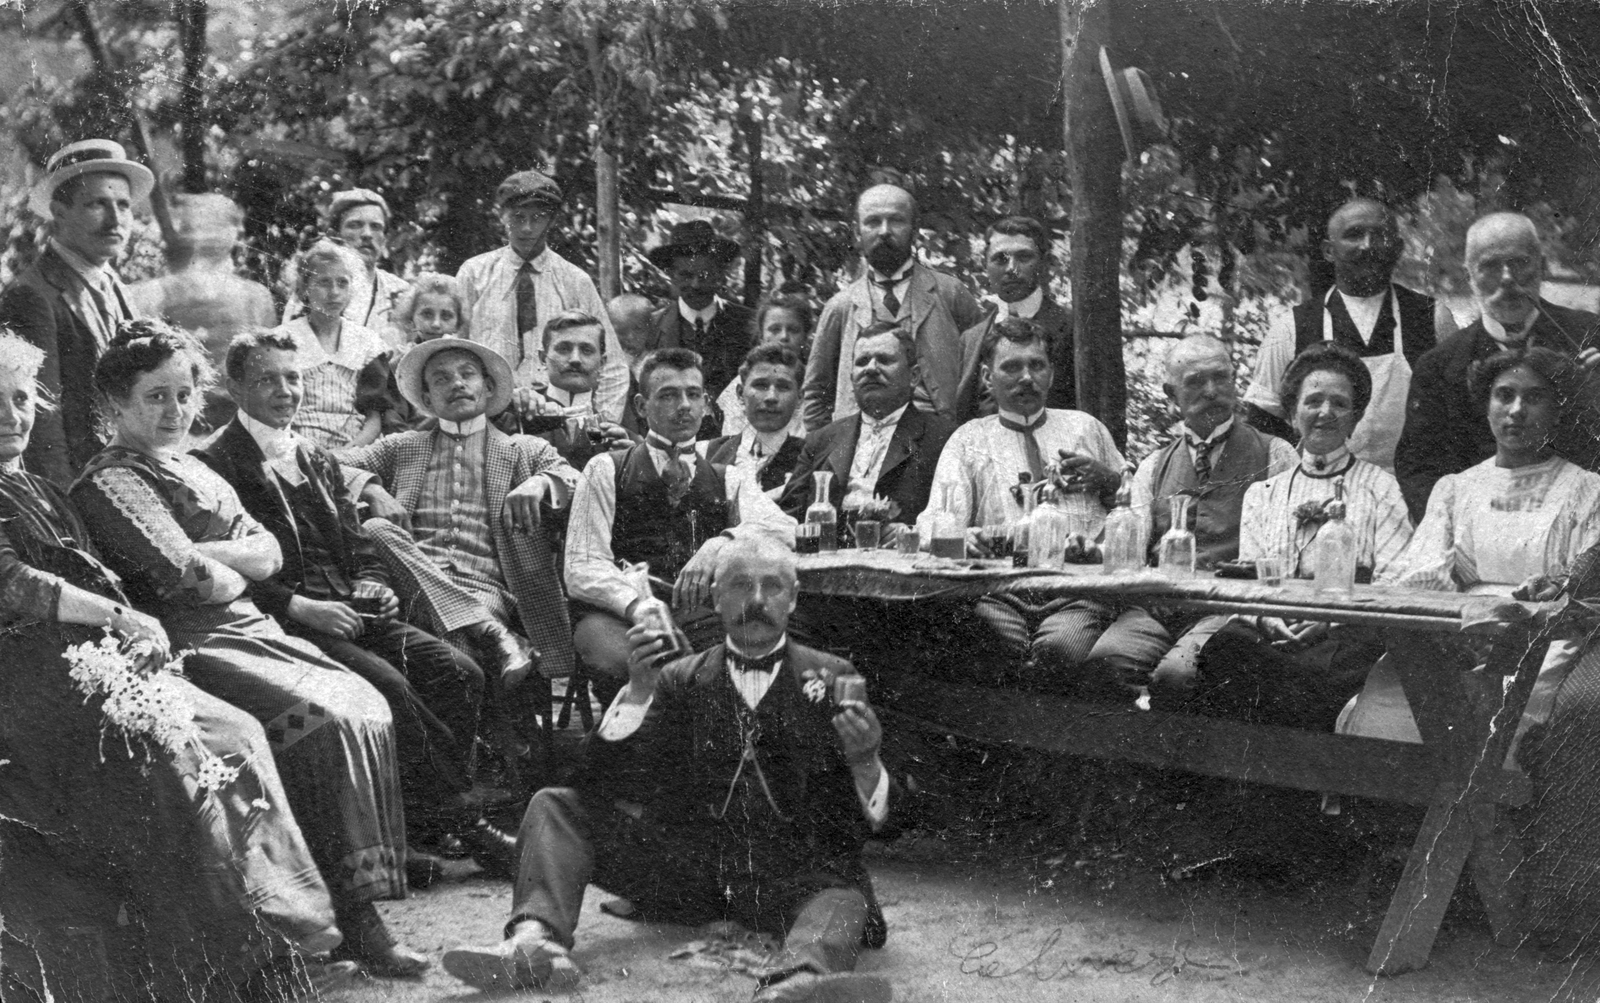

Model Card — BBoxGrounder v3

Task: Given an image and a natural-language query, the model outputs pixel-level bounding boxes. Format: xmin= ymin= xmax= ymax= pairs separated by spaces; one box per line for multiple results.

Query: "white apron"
xmin=1326 ymin=288 xmax=1409 ymax=471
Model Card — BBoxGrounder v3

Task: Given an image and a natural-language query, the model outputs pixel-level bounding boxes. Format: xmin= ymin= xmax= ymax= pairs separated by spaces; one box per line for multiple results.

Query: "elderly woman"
xmin=0 ymin=331 xmax=355 ymax=997
xmin=1152 ymin=343 xmax=1413 ymax=727
xmin=67 ymin=320 xmax=428 ymax=978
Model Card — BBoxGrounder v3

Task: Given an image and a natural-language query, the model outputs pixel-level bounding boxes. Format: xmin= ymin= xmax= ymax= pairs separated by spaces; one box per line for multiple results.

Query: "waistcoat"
xmin=610 ymin=443 xmax=732 ymax=581
xmin=1146 ymin=422 xmax=1275 ymax=569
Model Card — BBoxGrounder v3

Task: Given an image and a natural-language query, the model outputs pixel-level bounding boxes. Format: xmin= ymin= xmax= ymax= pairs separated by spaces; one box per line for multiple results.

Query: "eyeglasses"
xmin=1472 ymin=255 xmax=1539 ymax=281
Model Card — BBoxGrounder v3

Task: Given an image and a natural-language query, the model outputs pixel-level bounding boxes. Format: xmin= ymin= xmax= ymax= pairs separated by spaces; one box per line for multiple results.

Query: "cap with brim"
xmin=396 ymin=337 xmax=515 ymax=418
xmin=1099 ymin=47 xmax=1169 ymax=164
xmin=328 ymin=188 xmax=391 ymax=226
xmin=496 ymin=170 xmax=564 ymax=210
xmin=646 ymin=218 xmax=742 ymax=271
xmin=30 ymin=140 xmax=156 ymax=220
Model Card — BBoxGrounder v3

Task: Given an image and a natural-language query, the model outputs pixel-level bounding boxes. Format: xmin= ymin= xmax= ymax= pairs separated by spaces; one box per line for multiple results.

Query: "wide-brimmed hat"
xmin=1099 ymin=48 xmax=1169 ymax=163
xmin=30 ymin=139 xmax=155 ymax=220
xmin=396 ymin=337 xmax=515 ymax=418
xmin=647 ymin=219 xmax=741 ymax=271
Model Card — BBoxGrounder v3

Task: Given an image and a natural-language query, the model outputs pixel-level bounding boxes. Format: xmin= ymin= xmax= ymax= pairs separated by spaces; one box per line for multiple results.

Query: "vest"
xmin=610 ymin=443 xmax=733 ymax=581
xmin=1292 ymin=285 xmax=1435 ymax=367
xmin=282 ymin=474 xmax=353 ymax=600
xmin=1146 ymin=422 xmax=1275 ymax=569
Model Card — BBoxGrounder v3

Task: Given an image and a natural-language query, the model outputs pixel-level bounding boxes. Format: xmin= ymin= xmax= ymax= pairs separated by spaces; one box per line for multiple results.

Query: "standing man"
xmin=1 ymin=139 xmax=150 ymax=486
xmin=457 ymin=169 xmax=630 ymax=421
xmin=954 ymin=216 xmax=1073 ymax=421
xmin=702 ymin=343 xmax=809 ymax=498
xmin=802 ymin=183 xmax=985 ymax=430
xmin=1243 ymin=197 xmax=1446 ymax=470
xmin=283 ymin=189 xmax=410 ymax=343
xmin=642 ymin=219 xmax=753 ymax=437
xmin=442 ymin=537 xmax=894 ymax=1003
xmin=565 ymin=348 xmax=796 ymax=691
xmin=1394 ymin=211 xmax=1600 ymax=520
xmin=197 ymin=329 xmax=485 ymax=869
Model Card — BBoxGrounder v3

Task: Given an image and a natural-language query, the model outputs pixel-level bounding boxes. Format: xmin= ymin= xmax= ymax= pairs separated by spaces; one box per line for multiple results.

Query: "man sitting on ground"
xmin=701 ymin=342 xmax=808 ymax=498
xmin=565 ymin=348 xmax=796 ymax=696
xmin=442 ymin=537 xmax=895 ymax=1003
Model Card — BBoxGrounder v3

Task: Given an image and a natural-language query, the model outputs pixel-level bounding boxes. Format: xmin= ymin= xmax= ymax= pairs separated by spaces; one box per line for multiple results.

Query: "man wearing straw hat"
xmin=0 ymin=139 xmax=152 ymax=485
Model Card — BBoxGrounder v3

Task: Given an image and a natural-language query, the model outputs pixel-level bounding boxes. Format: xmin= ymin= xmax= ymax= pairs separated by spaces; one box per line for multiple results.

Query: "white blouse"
xmin=1239 ymin=454 xmax=1413 ymax=580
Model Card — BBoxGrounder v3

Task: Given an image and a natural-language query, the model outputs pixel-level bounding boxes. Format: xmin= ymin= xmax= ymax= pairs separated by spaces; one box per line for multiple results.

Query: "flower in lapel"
xmin=801 ymin=669 xmax=828 ymax=705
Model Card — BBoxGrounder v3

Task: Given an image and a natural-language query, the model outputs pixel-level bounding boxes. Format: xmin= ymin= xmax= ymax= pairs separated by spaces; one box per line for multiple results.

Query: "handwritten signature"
xmin=949 ymin=929 xmax=1242 ymax=986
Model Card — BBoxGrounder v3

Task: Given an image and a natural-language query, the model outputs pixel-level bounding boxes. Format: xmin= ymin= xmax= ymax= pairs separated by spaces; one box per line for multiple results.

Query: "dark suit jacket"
xmin=703 ymin=432 xmax=805 ymax=493
xmin=0 ymin=248 xmax=133 ymax=486
xmin=194 ymin=419 xmax=388 ymax=622
xmin=779 ymin=406 xmax=956 ymax=524
xmin=1393 ymin=299 xmax=1600 ymax=521
xmin=953 ymin=297 xmax=1075 ymax=422
xmin=645 ymin=300 xmax=756 ymax=434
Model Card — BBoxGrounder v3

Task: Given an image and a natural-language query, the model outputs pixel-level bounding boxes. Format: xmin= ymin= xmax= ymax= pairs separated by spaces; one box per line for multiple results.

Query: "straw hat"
xmin=396 ymin=337 xmax=515 ymax=418
xmin=29 ymin=139 xmax=155 ymax=220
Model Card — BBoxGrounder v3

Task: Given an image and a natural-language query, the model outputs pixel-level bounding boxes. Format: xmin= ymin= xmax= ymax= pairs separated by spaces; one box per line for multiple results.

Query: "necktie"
xmin=693 ymin=317 xmax=707 ymax=345
xmin=877 ymin=279 xmax=901 ymax=317
xmin=998 ymin=414 xmax=1047 ymax=484
xmin=649 ymin=435 xmax=695 ymax=504
xmin=1190 ymin=435 xmax=1213 ymax=482
xmin=515 ymin=260 xmax=538 ymax=364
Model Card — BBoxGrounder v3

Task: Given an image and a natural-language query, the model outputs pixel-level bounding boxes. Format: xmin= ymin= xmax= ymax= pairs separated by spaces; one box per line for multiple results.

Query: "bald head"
xmin=1163 ymin=335 xmax=1238 ymax=438
xmin=1323 ymin=198 xmax=1401 ymax=296
xmin=1164 ymin=334 xmax=1233 ymax=384
xmin=606 ymin=293 xmax=655 ymax=359
xmin=1466 ymin=212 xmax=1543 ymax=327
xmin=857 ymin=184 xmax=917 ymax=275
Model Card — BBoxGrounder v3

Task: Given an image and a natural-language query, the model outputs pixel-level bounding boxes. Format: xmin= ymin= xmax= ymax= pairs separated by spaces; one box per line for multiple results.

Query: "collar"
xmin=1299 ymin=443 xmax=1353 ymax=476
xmin=997 ymin=407 xmax=1047 ymax=429
xmin=49 ymin=238 xmax=114 ymax=286
xmin=1333 ymin=285 xmax=1389 ymax=309
xmin=1183 ymin=416 xmax=1234 ymax=448
xmin=1481 ymin=307 xmax=1539 ymax=345
xmin=505 ymin=245 xmax=552 ymax=272
xmin=237 ymin=411 xmax=298 ymax=459
xmin=867 ymin=258 xmax=914 ymax=285
xmin=860 ymin=402 xmax=909 ymax=433
xmin=997 ymin=287 xmax=1044 ymax=320
xmin=646 ymin=432 xmax=697 ymax=457
xmin=678 ymin=296 xmax=723 ymax=326
xmin=743 ymin=426 xmax=791 ymax=457
xmin=726 ymin=634 xmax=787 ymax=662
xmin=543 ymin=384 xmax=594 ymax=409
xmin=438 ymin=414 xmax=488 ymax=437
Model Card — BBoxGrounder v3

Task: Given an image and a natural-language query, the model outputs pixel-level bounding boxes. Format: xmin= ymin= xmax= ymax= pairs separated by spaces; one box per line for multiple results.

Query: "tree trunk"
xmin=741 ymin=112 xmax=765 ymax=307
xmin=1061 ymin=0 xmax=1127 ymax=447
xmin=176 ymin=0 xmax=208 ymax=193
xmin=586 ymin=17 xmax=621 ymax=299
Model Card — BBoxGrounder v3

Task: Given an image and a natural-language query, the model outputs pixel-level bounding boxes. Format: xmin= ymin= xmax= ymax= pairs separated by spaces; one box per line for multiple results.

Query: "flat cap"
xmin=328 ymin=188 xmax=391 ymax=225
xmin=495 ymin=170 xmax=564 ymax=210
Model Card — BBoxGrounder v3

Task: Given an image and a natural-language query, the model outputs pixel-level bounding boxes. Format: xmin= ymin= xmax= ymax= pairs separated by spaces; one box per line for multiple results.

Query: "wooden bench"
xmin=796 ymin=551 xmax=1559 ymax=976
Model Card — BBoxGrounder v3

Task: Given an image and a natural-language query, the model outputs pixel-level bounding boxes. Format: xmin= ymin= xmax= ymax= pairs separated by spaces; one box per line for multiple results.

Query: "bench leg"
xmin=1468 ymin=801 xmax=1526 ymax=945
xmin=1366 ymin=795 xmax=1475 ymax=975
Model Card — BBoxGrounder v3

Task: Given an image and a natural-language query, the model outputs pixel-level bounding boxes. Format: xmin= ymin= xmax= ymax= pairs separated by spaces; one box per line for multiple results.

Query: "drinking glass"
xmin=854 ymin=519 xmax=882 ymax=550
xmin=1255 ymin=556 xmax=1285 ymax=587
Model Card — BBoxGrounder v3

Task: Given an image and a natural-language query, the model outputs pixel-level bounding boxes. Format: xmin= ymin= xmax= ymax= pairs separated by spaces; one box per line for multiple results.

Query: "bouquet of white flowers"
xmin=64 ymin=629 xmax=242 ymax=793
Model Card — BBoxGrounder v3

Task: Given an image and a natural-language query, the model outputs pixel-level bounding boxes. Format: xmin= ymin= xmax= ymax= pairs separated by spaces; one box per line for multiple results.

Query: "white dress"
xmin=1238 ymin=451 xmax=1413 ymax=580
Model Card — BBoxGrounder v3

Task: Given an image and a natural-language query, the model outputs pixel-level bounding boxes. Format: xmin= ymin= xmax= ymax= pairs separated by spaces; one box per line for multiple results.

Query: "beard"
xmin=865 ymin=237 xmax=912 ymax=275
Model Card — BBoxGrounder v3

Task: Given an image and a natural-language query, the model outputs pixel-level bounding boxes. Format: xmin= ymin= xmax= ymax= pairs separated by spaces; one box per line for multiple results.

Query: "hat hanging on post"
xmin=1099 ymin=48 xmax=1169 ymax=164
xmin=29 ymin=139 xmax=155 ymax=220
xmin=647 ymin=219 xmax=742 ymax=272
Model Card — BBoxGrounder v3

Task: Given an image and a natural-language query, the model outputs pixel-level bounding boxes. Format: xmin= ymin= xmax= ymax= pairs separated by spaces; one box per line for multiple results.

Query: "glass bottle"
xmin=624 ymin=561 xmax=686 ymax=660
xmin=1101 ymin=473 xmax=1147 ymax=574
xmin=804 ymin=470 xmax=838 ymax=553
xmin=1156 ymin=492 xmax=1197 ymax=578
xmin=1009 ymin=474 xmax=1035 ymax=569
xmin=1313 ymin=476 xmax=1358 ymax=595
xmin=1029 ymin=485 xmax=1073 ymax=570
xmin=929 ymin=483 xmax=966 ymax=559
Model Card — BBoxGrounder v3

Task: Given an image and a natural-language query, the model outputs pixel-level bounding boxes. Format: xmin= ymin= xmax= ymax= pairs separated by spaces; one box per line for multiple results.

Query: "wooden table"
xmin=796 ymin=551 xmax=1562 ymax=976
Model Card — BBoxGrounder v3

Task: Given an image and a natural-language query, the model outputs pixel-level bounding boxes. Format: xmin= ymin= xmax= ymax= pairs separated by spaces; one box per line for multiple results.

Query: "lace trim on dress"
xmin=90 ymin=466 xmax=220 ymax=602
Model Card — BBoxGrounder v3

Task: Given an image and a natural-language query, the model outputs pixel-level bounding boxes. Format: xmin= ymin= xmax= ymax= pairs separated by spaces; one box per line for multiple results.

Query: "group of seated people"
xmin=10 ymin=138 xmax=1600 ymax=1002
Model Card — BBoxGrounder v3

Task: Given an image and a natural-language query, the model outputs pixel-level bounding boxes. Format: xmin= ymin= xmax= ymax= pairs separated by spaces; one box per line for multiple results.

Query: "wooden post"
xmin=1060 ymin=0 xmax=1127 ymax=446
xmin=741 ymin=112 xmax=765 ymax=307
xmin=585 ymin=12 xmax=621 ymax=299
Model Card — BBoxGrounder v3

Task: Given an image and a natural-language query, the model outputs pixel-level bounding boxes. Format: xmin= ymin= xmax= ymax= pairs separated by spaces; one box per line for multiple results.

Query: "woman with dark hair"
xmin=0 ymin=328 xmax=358 ymax=999
xmin=1340 ymin=345 xmax=1600 ymax=745
xmin=717 ymin=293 xmax=813 ymax=438
xmin=1152 ymin=342 xmax=1413 ymax=727
xmin=68 ymin=320 xmax=429 ymax=979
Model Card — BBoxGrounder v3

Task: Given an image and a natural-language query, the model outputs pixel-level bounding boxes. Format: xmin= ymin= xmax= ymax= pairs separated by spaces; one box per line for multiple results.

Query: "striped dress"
xmin=273 ymin=316 xmax=394 ymax=449
xmin=1238 ymin=449 xmax=1413 ymax=580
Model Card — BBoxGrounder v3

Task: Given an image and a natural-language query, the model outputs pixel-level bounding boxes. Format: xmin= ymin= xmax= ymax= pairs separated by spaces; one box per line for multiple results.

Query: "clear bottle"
xmin=1009 ymin=475 xmax=1035 ymax=568
xmin=1156 ymin=492 xmax=1197 ymax=578
xmin=624 ymin=561 xmax=687 ymax=661
xmin=1101 ymin=472 xmax=1147 ymax=574
xmin=1029 ymin=485 xmax=1073 ymax=570
xmin=805 ymin=470 xmax=838 ymax=553
xmin=929 ymin=482 xmax=966 ymax=559
xmin=1313 ymin=476 xmax=1358 ymax=595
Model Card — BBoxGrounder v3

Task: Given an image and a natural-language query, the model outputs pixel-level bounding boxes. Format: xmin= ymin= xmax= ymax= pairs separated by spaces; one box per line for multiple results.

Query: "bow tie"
xmin=647 ymin=435 xmax=696 ymax=459
xmin=728 ymin=649 xmax=783 ymax=675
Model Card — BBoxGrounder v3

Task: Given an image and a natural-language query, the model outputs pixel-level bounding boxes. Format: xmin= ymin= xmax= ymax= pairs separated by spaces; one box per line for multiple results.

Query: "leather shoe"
xmin=332 ymin=903 xmax=431 ymax=978
xmin=406 ymin=849 xmax=445 ymax=889
xmin=451 ymin=620 xmax=537 ymax=691
xmin=442 ymin=921 xmax=580 ymax=990
xmin=751 ymin=971 xmax=893 ymax=1003
xmin=464 ymin=817 xmax=519 ymax=879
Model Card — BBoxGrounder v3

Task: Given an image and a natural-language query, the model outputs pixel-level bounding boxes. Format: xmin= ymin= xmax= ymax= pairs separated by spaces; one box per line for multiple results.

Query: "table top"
xmin=795 ymin=550 xmax=1551 ymax=633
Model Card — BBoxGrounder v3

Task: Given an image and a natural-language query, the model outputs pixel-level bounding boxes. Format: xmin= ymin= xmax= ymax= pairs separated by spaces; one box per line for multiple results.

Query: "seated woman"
xmin=1150 ymin=343 xmax=1413 ymax=728
xmin=68 ymin=321 xmax=428 ymax=978
xmin=1338 ymin=346 xmax=1600 ymax=748
xmin=717 ymin=293 xmax=811 ymax=438
xmin=0 ymin=331 xmax=353 ymax=998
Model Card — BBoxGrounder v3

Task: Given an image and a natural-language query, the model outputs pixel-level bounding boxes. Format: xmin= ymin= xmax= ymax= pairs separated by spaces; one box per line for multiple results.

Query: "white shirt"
xmin=996 ymin=287 xmax=1044 ymax=321
xmin=438 ymin=414 xmax=488 ymax=437
xmin=455 ymin=244 xmax=630 ymax=421
xmin=698 ymin=426 xmax=790 ymax=467
xmin=1243 ymin=286 xmax=1395 ymax=418
xmin=596 ymin=632 xmax=890 ymax=826
xmin=847 ymin=404 xmax=909 ymax=495
xmin=678 ymin=296 xmax=724 ymax=329
xmin=868 ymin=259 xmax=913 ymax=318
xmin=565 ymin=440 xmax=798 ymax=618
xmin=237 ymin=411 xmax=306 ymax=486
xmin=539 ymin=384 xmax=595 ymax=412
